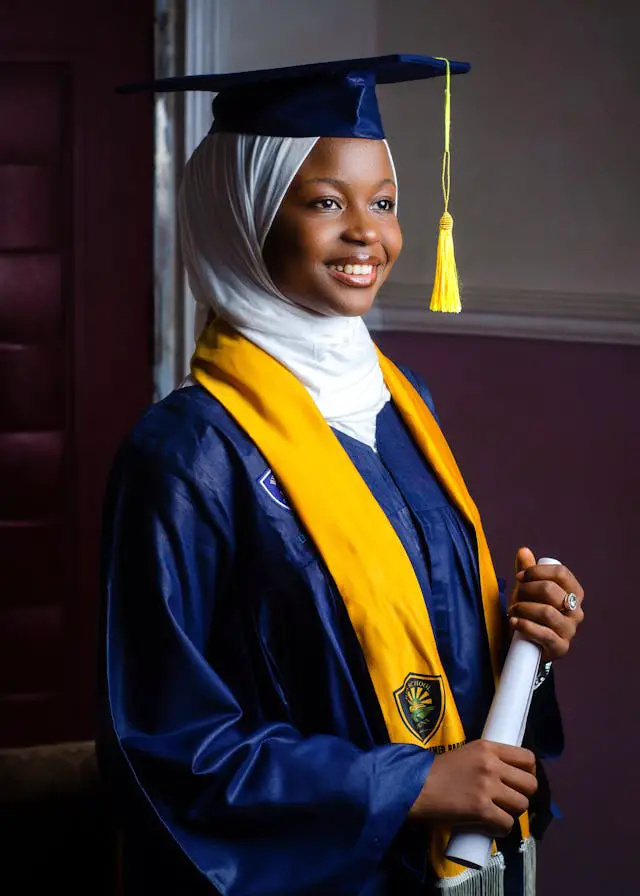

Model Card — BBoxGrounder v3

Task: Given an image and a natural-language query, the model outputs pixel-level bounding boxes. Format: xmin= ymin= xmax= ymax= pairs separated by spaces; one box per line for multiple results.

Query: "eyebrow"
xmin=301 ymin=176 xmax=396 ymax=190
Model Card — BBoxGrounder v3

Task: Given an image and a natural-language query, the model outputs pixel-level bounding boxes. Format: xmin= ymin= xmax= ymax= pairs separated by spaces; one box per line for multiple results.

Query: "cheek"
xmin=264 ymin=218 xmax=329 ymax=286
xmin=263 ymin=217 xmax=295 ymax=285
xmin=384 ymin=219 xmax=403 ymax=263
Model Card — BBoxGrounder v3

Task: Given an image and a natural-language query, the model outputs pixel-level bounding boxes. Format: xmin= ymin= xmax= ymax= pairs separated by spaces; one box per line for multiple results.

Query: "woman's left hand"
xmin=508 ymin=547 xmax=585 ymax=661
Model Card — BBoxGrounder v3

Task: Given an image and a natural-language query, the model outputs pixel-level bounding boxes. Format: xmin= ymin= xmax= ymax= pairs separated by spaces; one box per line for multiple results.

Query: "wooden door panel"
xmin=0 ymin=432 xmax=64 ymax=517
xmin=0 ymin=165 xmax=61 ymax=248
xmin=0 ymin=523 xmax=66 ymax=607
xmin=0 ymin=2 xmax=154 ymax=748
xmin=0 ymin=342 xmax=64 ymax=431
xmin=0 ymin=66 xmax=63 ymax=158
xmin=0 ymin=255 xmax=62 ymax=339
xmin=0 ymin=61 xmax=69 ymax=738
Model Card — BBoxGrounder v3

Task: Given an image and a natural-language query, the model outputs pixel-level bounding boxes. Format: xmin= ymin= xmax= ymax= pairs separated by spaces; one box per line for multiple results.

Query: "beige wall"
xmin=376 ymin=0 xmax=640 ymax=295
xmin=219 ymin=0 xmax=377 ymax=70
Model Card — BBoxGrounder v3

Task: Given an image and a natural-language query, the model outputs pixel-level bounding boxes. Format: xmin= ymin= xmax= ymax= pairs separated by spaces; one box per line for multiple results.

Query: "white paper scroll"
xmin=445 ymin=557 xmax=560 ymax=870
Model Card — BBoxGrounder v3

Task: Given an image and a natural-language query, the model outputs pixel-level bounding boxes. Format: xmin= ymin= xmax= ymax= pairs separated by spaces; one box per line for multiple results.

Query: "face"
xmin=262 ymin=137 xmax=402 ymax=317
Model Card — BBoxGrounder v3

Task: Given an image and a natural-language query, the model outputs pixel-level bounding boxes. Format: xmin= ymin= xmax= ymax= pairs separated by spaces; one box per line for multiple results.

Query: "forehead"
xmin=295 ymin=137 xmax=395 ymax=185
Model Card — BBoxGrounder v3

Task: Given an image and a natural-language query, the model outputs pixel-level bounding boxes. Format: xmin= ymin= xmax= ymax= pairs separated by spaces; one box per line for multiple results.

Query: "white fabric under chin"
xmin=178 ymin=132 xmax=398 ymax=450
xmin=434 ymin=838 xmax=536 ymax=896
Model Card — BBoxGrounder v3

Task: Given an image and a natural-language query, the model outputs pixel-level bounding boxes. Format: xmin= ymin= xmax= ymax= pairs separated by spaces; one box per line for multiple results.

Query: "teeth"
xmin=328 ymin=263 xmax=375 ymax=275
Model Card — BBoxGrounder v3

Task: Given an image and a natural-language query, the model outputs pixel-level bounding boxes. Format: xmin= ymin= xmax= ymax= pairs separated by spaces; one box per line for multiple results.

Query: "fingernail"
xmin=510 ymin=617 xmax=518 ymax=628
xmin=516 ymin=570 xmax=525 ymax=580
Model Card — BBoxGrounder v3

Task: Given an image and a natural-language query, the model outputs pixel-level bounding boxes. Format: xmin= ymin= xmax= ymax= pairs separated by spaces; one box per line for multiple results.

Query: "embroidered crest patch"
xmin=394 ymin=673 xmax=445 ymax=745
xmin=258 ymin=468 xmax=291 ymax=510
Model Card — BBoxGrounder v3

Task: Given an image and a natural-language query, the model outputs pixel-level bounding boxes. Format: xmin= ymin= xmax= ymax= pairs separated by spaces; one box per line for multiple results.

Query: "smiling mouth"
xmin=326 ymin=262 xmax=381 ymax=288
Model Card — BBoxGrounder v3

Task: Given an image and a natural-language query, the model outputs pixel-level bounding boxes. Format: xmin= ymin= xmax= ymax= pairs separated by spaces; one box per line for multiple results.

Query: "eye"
xmin=373 ymin=198 xmax=396 ymax=212
xmin=311 ymin=198 xmax=342 ymax=210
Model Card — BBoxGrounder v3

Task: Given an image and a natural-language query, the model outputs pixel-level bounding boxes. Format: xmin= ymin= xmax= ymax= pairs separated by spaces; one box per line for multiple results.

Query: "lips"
xmin=325 ymin=256 xmax=383 ymax=289
xmin=327 ymin=265 xmax=380 ymax=288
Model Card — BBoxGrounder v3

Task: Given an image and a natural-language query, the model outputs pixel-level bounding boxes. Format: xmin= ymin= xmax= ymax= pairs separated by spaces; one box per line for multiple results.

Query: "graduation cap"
xmin=119 ymin=54 xmax=470 ymax=312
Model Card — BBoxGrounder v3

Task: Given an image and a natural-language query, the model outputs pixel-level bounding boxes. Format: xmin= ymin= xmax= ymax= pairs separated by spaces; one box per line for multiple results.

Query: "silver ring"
xmin=563 ymin=592 xmax=579 ymax=613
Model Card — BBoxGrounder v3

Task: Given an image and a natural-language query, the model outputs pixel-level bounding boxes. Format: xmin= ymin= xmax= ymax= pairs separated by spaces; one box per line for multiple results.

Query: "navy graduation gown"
xmin=98 ymin=370 xmax=562 ymax=896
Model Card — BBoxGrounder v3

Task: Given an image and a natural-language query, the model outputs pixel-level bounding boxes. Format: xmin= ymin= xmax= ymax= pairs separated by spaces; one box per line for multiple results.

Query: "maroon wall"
xmin=375 ymin=329 xmax=640 ymax=894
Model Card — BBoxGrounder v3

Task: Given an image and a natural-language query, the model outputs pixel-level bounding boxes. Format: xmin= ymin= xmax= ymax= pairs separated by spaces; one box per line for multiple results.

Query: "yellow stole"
xmin=191 ymin=322 xmax=528 ymax=880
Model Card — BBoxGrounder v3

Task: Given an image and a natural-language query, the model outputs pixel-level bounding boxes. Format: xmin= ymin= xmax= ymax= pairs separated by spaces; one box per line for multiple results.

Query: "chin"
xmin=321 ymin=287 xmax=379 ymax=318
xmin=337 ymin=301 xmax=375 ymax=317
xmin=289 ymin=284 xmax=380 ymax=318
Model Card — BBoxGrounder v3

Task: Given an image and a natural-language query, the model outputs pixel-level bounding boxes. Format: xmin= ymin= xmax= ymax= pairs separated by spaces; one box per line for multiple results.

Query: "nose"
xmin=341 ymin=206 xmax=380 ymax=245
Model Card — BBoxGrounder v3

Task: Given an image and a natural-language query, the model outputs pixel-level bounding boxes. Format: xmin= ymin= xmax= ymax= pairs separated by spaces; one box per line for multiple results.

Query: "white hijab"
xmin=178 ymin=132 xmax=395 ymax=449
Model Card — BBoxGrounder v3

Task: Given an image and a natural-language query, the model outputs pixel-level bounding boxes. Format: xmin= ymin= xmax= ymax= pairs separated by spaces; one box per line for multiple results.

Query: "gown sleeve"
xmin=98 ymin=439 xmax=433 ymax=896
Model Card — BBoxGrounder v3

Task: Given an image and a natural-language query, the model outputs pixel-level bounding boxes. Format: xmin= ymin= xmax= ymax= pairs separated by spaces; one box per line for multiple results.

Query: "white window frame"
xmin=181 ymin=0 xmax=227 ymax=378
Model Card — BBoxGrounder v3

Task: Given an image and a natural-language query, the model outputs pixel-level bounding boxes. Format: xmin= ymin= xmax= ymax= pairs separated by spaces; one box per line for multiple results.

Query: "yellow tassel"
xmin=430 ymin=58 xmax=462 ymax=314
xmin=430 ymin=211 xmax=461 ymax=313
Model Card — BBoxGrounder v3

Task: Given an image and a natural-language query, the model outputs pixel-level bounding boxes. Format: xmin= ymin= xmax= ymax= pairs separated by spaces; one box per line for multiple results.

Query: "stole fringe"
xmin=520 ymin=835 xmax=536 ymax=896
xmin=435 ymin=851 xmax=505 ymax=895
xmin=434 ymin=839 xmax=536 ymax=896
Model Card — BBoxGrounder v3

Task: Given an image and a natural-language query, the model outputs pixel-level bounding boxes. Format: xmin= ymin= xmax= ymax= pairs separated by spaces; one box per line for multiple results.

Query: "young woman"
xmin=99 ymin=55 xmax=584 ymax=895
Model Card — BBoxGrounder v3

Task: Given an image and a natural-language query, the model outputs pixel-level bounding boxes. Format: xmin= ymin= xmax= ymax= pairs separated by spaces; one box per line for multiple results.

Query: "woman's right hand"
xmin=408 ymin=740 xmax=538 ymax=837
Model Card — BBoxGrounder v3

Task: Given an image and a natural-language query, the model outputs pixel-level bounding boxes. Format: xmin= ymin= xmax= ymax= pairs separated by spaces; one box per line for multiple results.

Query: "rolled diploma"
xmin=445 ymin=557 xmax=560 ymax=870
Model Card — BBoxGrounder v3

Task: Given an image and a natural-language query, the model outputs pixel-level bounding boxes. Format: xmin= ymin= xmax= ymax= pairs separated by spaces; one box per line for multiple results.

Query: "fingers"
xmin=509 ymin=562 xmax=585 ymax=661
xmin=508 ymin=616 xmax=570 ymax=659
xmin=515 ymin=562 xmax=584 ymax=604
xmin=490 ymin=743 xmax=536 ymax=773
xmin=511 ymin=578 xmax=572 ymax=611
xmin=498 ymin=762 xmax=538 ymax=799
xmin=493 ymin=781 xmax=531 ymax=818
xmin=488 ymin=747 xmax=538 ymax=836
xmin=414 ymin=740 xmax=538 ymax=835
xmin=460 ymin=747 xmax=537 ymax=838
xmin=509 ymin=597 xmax=578 ymax=639
xmin=515 ymin=546 xmax=536 ymax=575
xmin=467 ymin=803 xmax=518 ymax=839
